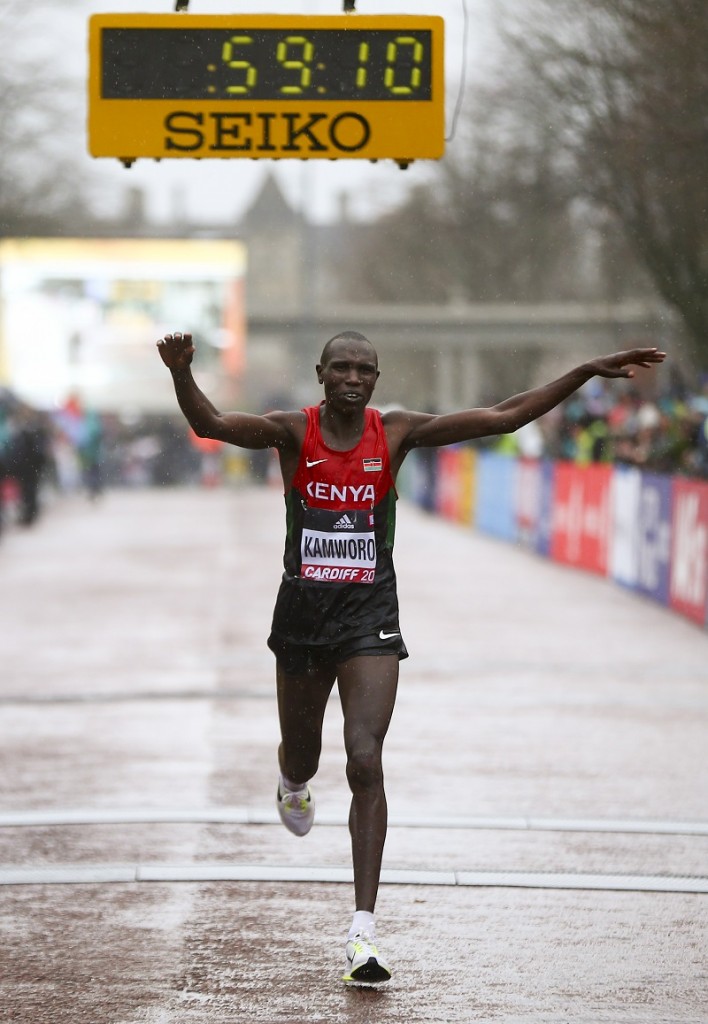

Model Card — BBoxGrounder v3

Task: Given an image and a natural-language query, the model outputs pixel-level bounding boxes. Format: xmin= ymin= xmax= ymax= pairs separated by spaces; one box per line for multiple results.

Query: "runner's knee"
xmin=279 ymin=739 xmax=321 ymax=783
xmin=345 ymin=739 xmax=383 ymax=792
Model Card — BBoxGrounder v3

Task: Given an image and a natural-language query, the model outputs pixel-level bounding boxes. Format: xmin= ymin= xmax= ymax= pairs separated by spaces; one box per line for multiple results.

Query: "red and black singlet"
xmin=269 ymin=404 xmax=401 ymax=647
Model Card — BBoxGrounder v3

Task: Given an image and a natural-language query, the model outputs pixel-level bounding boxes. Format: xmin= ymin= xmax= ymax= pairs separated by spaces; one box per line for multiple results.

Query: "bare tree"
xmin=0 ymin=2 xmax=89 ymax=234
xmin=338 ymin=76 xmax=650 ymax=307
xmin=338 ymin=184 xmax=451 ymax=303
xmin=431 ymin=89 xmax=591 ymax=303
xmin=502 ymin=0 xmax=708 ymax=365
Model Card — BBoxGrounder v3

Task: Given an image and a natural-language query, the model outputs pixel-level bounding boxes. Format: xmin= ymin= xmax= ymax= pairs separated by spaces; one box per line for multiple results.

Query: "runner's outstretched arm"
xmin=390 ymin=347 xmax=666 ymax=451
xmin=157 ymin=331 xmax=295 ymax=450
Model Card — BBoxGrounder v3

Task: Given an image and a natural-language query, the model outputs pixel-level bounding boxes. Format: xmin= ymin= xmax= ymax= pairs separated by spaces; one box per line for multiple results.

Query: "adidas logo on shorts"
xmin=333 ymin=513 xmax=356 ymax=530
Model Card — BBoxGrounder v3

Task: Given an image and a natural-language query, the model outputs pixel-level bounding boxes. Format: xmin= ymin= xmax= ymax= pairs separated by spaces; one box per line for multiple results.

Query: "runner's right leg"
xmin=275 ymin=660 xmax=337 ymax=833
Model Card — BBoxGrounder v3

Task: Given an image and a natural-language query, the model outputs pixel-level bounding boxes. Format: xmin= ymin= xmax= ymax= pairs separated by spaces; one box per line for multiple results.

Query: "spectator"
xmin=526 ymin=374 xmax=708 ymax=479
xmin=78 ymin=409 xmax=104 ymax=499
xmin=5 ymin=404 xmax=51 ymax=526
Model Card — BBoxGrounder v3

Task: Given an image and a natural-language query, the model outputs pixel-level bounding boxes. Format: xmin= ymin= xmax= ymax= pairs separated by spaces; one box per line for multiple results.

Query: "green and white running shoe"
xmin=276 ymin=783 xmax=314 ymax=837
xmin=342 ymin=932 xmax=392 ymax=986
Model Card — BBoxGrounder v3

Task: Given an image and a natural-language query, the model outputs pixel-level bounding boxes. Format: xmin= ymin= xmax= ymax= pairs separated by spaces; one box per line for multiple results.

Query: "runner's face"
xmin=317 ymin=342 xmax=379 ymax=412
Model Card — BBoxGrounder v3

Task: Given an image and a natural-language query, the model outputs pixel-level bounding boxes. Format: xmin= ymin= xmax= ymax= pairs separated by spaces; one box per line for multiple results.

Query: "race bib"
xmin=300 ymin=507 xmax=376 ymax=584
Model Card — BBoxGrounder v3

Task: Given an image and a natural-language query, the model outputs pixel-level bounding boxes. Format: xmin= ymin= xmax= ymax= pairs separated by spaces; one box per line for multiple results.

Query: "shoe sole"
xmin=343 ymin=978 xmax=390 ymax=988
xmin=276 ymin=813 xmax=313 ymax=837
xmin=342 ymin=957 xmax=392 ymax=986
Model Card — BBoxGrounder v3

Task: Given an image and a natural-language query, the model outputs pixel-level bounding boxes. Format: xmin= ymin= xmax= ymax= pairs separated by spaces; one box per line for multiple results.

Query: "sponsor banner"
xmin=422 ymin=449 xmax=707 ymax=629
xmin=475 ymin=452 xmax=518 ymax=541
xmin=550 ymin=462 xmax=612 ymax=575
xmin=610 ymin=466 xmax=642 ymax=587
xmin=636 ymin=473 xmax=672 ymax=606
xmin=669 ymin=478 xmax=708 ymax=623
xmin=435 ymin=447 xmax=463 ymax=522
xmin=516 ymin=458 xmax=542 ymax=549
xmin=535 ymin=460 xmax=556 ymax=558
xmin=456 ymin=447 xmax=477 ymax=525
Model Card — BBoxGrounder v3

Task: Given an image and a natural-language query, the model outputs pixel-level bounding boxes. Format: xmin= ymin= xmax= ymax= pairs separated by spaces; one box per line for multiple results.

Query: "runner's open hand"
xmin=157 ymin=331 xmax=195 ymax=371
xmin=586 ymin=347 xmax=666 ymax=379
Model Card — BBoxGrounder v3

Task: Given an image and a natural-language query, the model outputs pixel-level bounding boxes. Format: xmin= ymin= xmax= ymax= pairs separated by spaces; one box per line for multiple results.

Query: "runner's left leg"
xmin=336 ymin=654 xmax=399 ymax=914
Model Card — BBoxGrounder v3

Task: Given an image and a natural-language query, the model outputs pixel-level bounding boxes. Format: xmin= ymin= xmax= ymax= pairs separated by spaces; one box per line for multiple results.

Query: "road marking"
xmin=0 ymin=864 xmax=706 ymax=893
xmin=1 ymin=808 xmax=706 ymax=836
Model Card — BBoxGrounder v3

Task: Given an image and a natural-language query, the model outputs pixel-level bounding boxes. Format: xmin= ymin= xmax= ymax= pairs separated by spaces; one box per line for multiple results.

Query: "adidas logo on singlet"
xmin=333 ymin=513 xmax=356 ymax=530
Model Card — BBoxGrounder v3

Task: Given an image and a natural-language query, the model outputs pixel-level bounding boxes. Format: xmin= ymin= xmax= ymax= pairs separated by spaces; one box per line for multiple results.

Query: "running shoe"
xmin=342 ymin=932 xmax=392 ymax=986
xmin=276 ymin=783 xmax=314 ymax=837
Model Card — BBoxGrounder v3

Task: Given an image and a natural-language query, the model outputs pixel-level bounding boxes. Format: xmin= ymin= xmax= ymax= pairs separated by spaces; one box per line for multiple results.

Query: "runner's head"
xmin=319 ymin=331 xmax=378 ymax=369
xmin=317 ymin=332 xmax=380 ymax=411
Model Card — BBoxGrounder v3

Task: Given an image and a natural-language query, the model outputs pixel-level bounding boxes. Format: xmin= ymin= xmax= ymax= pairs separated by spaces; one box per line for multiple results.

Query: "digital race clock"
xmin=88 ymin=14 xmax=445 ymax=163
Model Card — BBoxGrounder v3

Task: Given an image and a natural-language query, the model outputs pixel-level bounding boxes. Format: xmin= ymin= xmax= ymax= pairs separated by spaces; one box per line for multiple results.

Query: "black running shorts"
xmin=268 ymin=630 xmax=408 ymax=677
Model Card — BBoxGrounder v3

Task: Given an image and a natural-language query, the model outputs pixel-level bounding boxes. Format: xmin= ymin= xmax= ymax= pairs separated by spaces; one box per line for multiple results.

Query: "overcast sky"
xmin=34 ymin=0 xmax=504 ymax=225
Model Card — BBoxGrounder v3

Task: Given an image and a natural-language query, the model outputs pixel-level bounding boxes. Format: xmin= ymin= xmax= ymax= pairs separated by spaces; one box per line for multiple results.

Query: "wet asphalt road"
xmin=0 ymin=486 xmax=706 ymax=1023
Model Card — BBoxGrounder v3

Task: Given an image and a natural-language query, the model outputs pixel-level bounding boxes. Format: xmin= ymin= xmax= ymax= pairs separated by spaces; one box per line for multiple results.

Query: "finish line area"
xmin=1 ymin=486 xmax=706 ymax=1021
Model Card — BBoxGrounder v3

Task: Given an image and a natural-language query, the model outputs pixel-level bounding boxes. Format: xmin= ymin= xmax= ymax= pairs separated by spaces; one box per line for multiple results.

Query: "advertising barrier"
xmin=406 ymin=448 xmax=708 ymax=629
xmin=475 ymin=452 xmax=518 ymax=541
xmin=610 ymin=465 xmax=643 ymax=588
xmin=669 ymin=479 xmax=708 ymax=625
xmin=516 ymin=457 xmax=542 ymax=548
xmin=636 ymin=473 xmax=673 ymax=606
xmin=550 ymin=462 xmax=612 ymax=576
xmin=433 ymin=447 xmax=476 ymax=525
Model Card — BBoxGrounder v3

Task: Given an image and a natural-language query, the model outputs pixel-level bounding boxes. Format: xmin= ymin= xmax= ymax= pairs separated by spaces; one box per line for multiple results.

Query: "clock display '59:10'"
xmin=101 ymin=28 xmax=434 ymax=102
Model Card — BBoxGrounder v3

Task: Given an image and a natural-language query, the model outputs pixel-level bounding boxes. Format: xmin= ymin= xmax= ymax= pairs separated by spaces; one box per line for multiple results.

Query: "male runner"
xmin=157 ymin=330 xmax=665 ymax=985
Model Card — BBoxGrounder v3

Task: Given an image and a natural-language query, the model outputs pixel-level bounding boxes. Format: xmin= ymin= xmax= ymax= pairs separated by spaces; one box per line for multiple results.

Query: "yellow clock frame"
xmin=88 ymin=13 xmax=446 ymax=164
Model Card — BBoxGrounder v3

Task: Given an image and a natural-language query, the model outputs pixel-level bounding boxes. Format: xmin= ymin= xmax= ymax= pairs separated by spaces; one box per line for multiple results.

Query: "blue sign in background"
xmin=634 ymin=472 xmax=672 ymax=606
xmin=475 ymin=452 xmax=518 ymax=541
xmin=534 ymin=459 xmax=556 ymax=557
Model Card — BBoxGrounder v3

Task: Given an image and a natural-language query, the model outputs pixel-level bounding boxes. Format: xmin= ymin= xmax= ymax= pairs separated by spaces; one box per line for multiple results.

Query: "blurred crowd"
xmin=0 ymin=390 xmax=207 ymax=537
xmin=494 ymin=376 xmax=708 ymax=478
xmin=2 ymin=374 xmax=708 ymax=538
